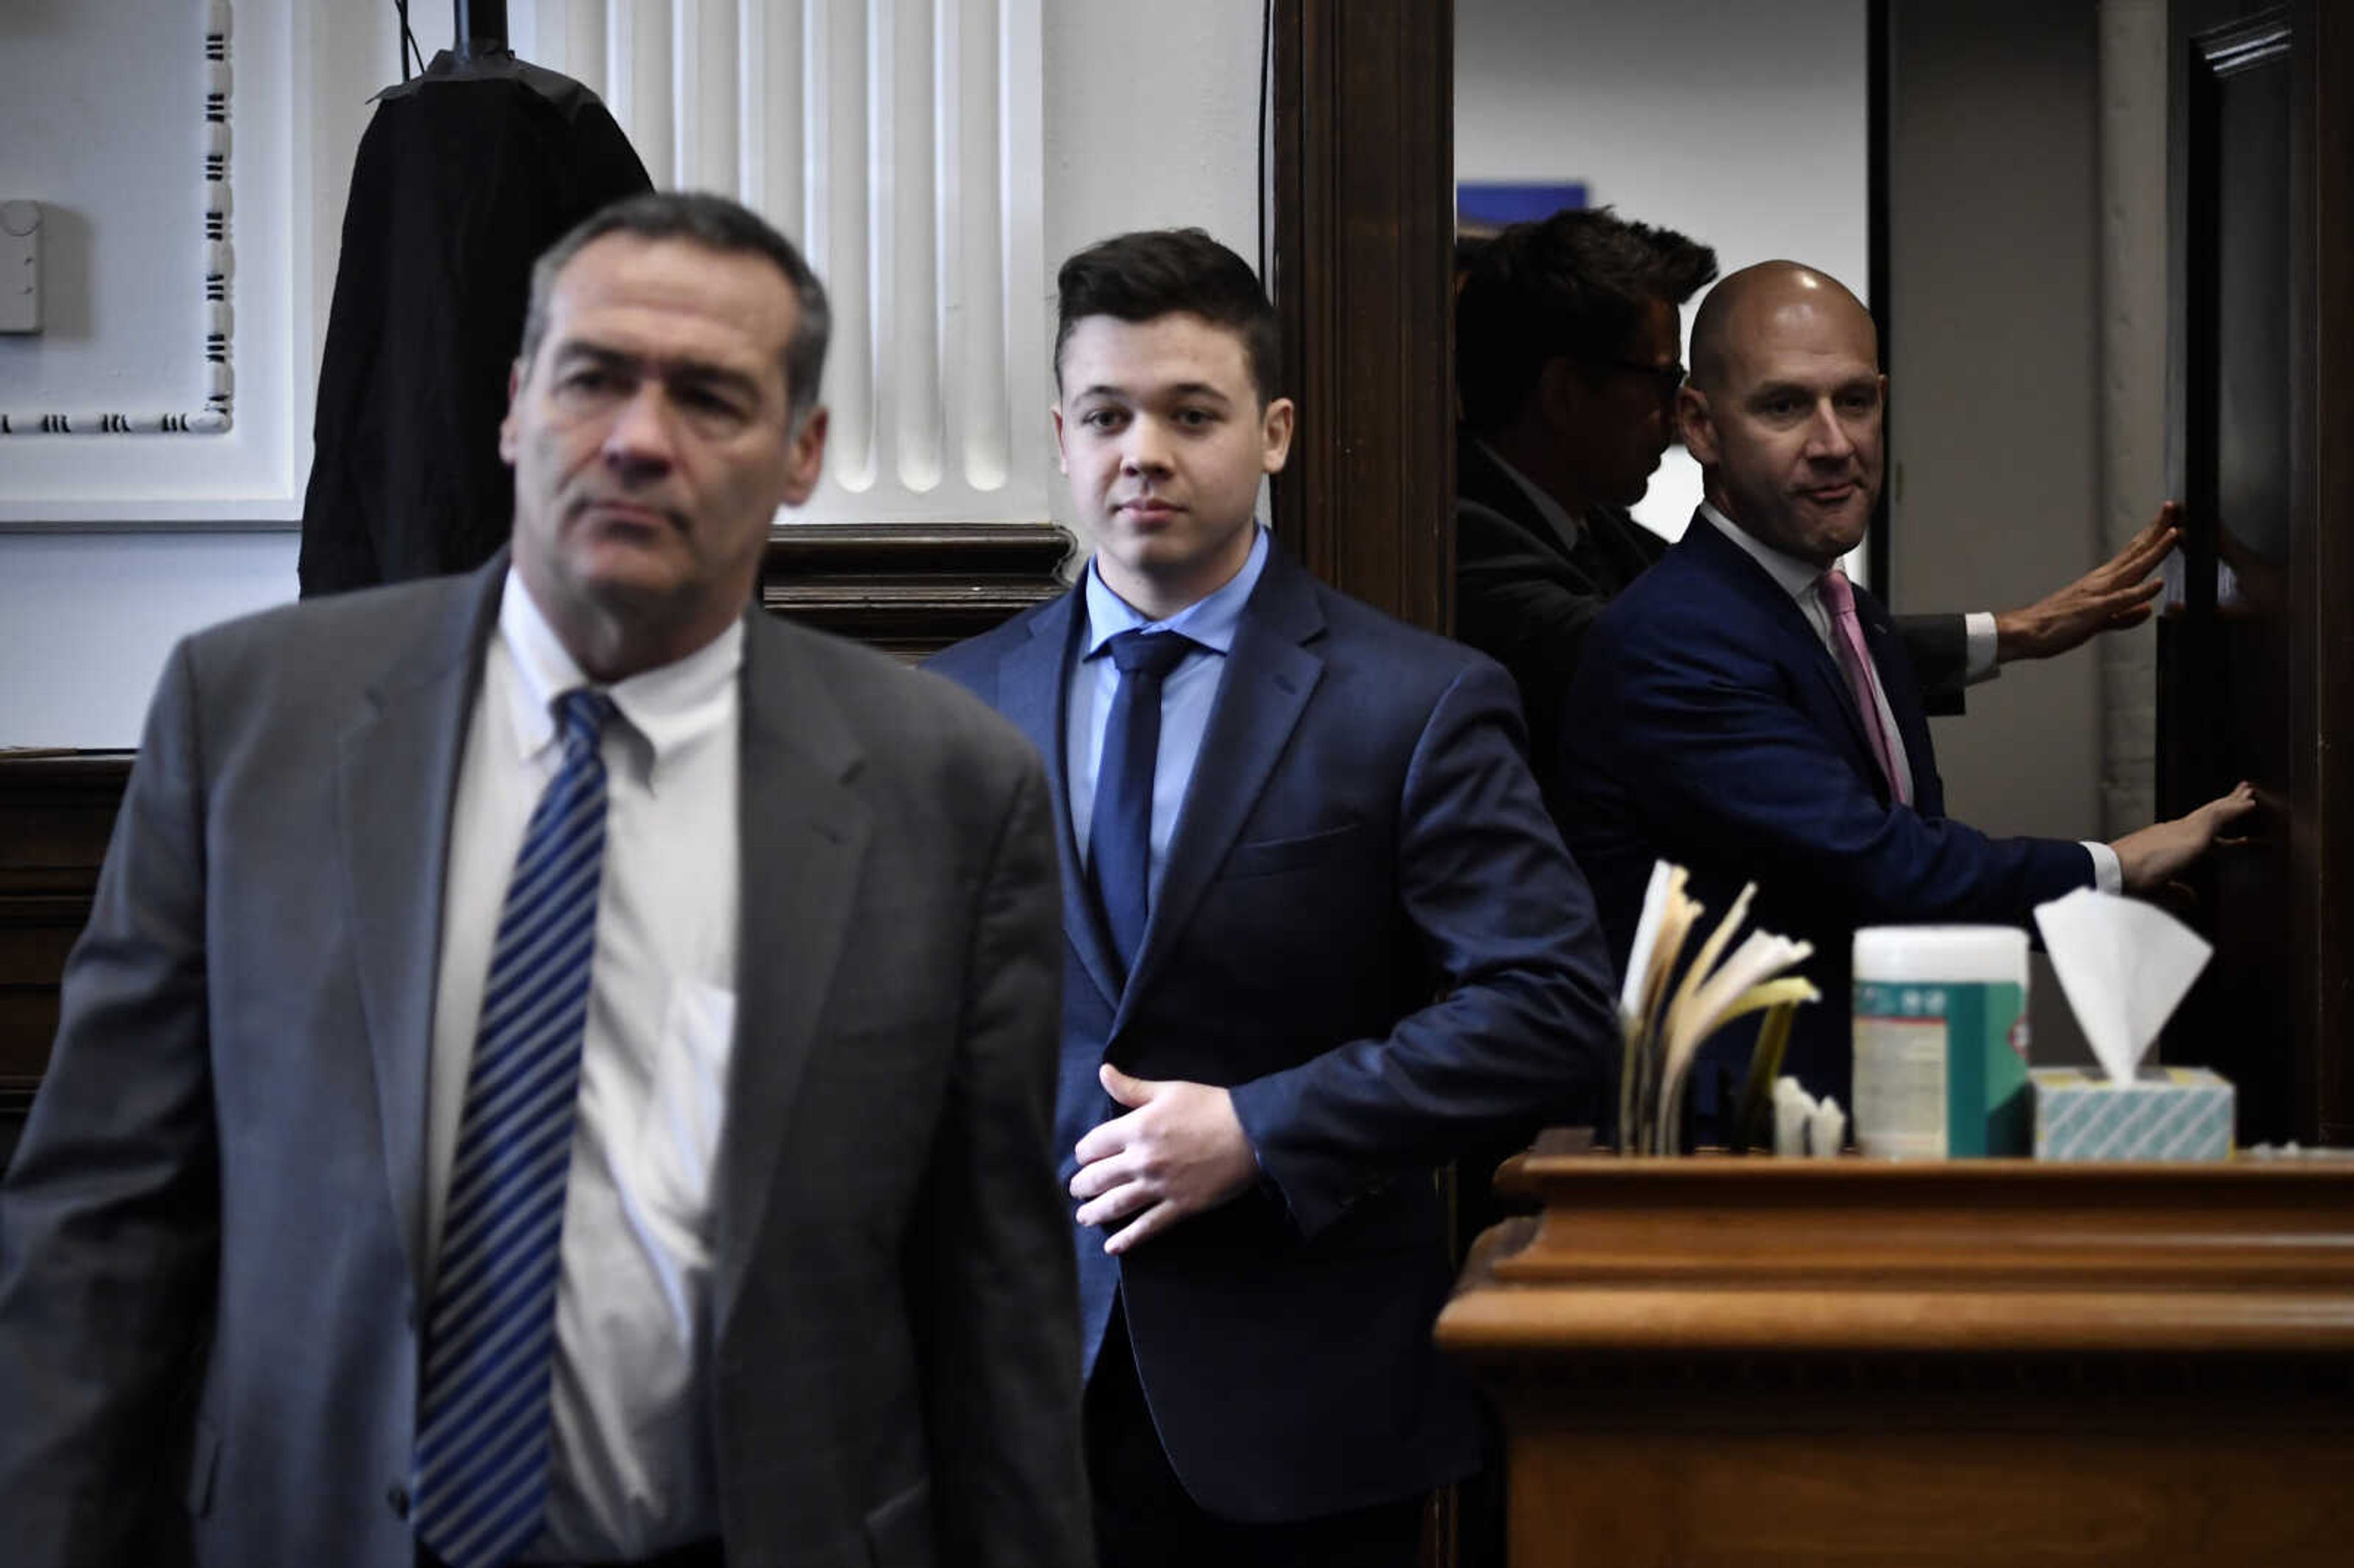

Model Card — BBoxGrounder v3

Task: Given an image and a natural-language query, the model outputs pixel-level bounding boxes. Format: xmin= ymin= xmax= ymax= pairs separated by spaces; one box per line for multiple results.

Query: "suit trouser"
xmin=1084 ymin=1299 xmax=1423 ymax=1568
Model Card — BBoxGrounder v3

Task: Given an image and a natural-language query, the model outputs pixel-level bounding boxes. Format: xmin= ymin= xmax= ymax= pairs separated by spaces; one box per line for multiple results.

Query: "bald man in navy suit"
xmin=1558 ymin=259 xmax=2254 ymax=1121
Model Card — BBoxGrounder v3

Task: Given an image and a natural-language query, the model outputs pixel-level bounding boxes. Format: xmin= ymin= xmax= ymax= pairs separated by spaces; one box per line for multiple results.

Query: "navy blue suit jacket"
xmin=1558 ymin=512 xmax=2093 ymax=1112
xmin=928 ymin=546 xmax=1618 ymax=1523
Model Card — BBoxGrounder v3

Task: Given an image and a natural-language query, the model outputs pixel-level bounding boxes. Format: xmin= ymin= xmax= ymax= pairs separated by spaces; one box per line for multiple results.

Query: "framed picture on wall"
xmin=1456 ymin=180 xmax=1588 ymax=238
xmin=0 ymin=0 xmax=310 ymax=529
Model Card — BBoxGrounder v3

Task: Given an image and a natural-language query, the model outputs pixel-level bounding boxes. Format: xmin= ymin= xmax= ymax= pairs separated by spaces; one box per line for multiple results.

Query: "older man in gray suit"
xmin=0 ymin=192 xmax=1091 ymax=1568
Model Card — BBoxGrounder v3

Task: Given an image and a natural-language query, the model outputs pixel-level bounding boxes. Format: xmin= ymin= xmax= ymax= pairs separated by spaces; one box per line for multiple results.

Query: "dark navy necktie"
xmin=413 ymin=687 xmax=614 ymax=1568
xmin=1089 ymin=630 xmax=1198 ymax=980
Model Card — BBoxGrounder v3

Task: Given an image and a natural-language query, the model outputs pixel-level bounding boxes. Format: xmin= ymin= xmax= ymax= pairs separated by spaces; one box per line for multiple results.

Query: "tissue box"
xmin=2030 ymin=1065 xmax=2234 ymax=1162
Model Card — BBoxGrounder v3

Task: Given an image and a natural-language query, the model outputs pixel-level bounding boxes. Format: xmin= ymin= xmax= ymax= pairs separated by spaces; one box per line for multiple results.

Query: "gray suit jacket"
xmin=0 ymin=557 xmax=1092 ymax=1568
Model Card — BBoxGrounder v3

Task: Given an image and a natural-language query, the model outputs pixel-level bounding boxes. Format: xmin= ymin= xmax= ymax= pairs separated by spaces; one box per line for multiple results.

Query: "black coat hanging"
xmin=297 ymin=5 xmax=652 ymax=597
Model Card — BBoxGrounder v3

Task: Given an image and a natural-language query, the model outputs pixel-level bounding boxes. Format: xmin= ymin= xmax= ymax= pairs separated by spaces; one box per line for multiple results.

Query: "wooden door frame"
xmin=1267 ymin=34 xmax=1478 ymax=1567
xmin=1267 ymin=0 xmax=1457 ymax=630
xmin=2299 ymin=0 xmax=2354 ymax=1142
xmin=2165 ymin=0 xmax=2354 ymax=1144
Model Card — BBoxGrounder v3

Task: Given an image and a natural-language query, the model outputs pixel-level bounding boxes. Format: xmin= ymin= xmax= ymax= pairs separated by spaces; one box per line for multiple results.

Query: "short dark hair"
xmin=1454 ymin=206 xmax=1717 ymax=434
xmin=1054 ymin=228 xmax=1282 ymax=403
xmin=519 ymin=190 xmax=832 ymax=427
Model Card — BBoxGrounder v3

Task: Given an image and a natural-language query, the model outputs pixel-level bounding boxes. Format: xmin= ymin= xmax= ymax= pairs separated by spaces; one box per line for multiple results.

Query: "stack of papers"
xmin=1617 ymin=861 xmax=1819 ymax=1154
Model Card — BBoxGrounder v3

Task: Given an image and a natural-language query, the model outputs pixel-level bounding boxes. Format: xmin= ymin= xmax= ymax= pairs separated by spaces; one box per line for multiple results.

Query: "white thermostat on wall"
xmin=1 ymin=201 xmax=42 ymax=334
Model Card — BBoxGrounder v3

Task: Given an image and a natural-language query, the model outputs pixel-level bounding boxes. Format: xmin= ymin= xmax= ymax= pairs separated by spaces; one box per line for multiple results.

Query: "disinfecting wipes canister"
xmin=1852 ymin=926 xmax=2032 ymax=1159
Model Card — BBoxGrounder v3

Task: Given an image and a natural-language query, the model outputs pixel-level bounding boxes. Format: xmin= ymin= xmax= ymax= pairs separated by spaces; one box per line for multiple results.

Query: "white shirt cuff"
xmin=1965 ymin=611 xmax=2000 ymax=684
xmin=2082 ymin=840 xmax=2123 ymax=895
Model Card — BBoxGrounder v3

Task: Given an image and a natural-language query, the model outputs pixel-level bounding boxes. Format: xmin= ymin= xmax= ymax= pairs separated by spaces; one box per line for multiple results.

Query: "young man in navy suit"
xmin=1558 ymin=260 xmax=2254 ymax=1117
xmin=928 ymin=229 xmax=1620 ymax=1567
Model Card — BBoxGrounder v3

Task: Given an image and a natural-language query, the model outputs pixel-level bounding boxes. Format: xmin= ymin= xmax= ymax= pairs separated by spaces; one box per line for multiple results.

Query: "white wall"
xmin=1039 ymin=4 xmax=1263 ymax=546
xmin=1888 ymin=0 xmax=2103 ymax=844
xmin=1455 ymin=0 xmax=1870 ymax=545
xmin=0 ymin=0 xmax=1265 ymax=748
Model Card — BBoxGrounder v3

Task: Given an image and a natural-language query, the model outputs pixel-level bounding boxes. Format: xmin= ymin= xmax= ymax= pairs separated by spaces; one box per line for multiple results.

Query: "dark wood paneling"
xmin=1269 ymin=0 xmax=1456 ymax=631
xmin=0 ymin=753 xmax=129 ymax=1121
xmin=759 ymin=520 xmax=1072 ymax=658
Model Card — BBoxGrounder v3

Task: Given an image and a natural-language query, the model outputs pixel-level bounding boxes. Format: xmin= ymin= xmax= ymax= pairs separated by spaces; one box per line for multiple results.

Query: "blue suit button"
xmin=386 ymin=1483 xmax=409 ymax=1520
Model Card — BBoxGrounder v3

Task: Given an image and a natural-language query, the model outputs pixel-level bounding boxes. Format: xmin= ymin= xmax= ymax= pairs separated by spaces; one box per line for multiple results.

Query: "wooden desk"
xmin=1436 ymin=1155 xmax=2354 ymax=1567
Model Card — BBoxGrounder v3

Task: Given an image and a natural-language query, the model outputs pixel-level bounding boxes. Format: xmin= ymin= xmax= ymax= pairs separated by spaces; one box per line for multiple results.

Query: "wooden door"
xmin=2161 ymin=0 xmax=2354 ymax=1145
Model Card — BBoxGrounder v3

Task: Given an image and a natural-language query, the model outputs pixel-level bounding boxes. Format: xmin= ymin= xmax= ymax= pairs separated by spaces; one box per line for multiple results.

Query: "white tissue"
xmin=2031 ymin=888 xmax=2214 ymax=1084
xmin=1807 ymin=1096 xmax=1847 ymax=1158
xmin=1773 ymin=1077 xmax=1817 ymax=1157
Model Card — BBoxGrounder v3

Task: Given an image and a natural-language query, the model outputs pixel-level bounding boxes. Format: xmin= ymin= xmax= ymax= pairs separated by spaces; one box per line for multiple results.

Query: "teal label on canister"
xmin=1853 ymin=980 xmax=2030 ymax=1157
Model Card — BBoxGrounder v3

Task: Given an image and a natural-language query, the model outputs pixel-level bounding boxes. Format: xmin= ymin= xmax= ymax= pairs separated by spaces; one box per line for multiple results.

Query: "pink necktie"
xmin=1818 ymin=567 xmax=1911 ymax=806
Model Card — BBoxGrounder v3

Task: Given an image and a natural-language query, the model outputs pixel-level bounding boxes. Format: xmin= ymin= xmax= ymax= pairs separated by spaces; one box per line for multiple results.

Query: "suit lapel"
xmin=1582 ymin=504 xmax=1669 ymax=593
xmin=1461 ymin=431 xmax=1664 ymax=592
xmin=1116 ymin=554 xmax=1325 ymax=1024
xmin=714 ymin=610 xmax=873 ymax=1325
xmin=1457 ymin=432 xmax=1579 ymax=569
xmin=1002 ymin=588 xmax=1124 ymax=1013
xmin=337 ymin=558 xmax=505 ymax=1300
xmin=1681 ymin=512 xmax=1888 ymax=797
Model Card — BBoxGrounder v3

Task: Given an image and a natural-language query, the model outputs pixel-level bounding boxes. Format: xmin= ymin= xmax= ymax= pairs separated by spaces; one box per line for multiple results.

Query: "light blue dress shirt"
xmin=1065 ymin=527 xmax=1272 ymax=908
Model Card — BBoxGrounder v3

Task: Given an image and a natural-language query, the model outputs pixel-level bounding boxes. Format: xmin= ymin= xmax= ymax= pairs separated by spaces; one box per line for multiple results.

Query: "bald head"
xmin=1688 ymin=261 xmax=1877 ymax=394
xmin=1677 ymin=260 xmax=1886 ymax=569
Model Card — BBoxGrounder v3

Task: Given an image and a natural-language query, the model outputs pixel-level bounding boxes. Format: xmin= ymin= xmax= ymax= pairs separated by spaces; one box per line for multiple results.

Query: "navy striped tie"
xmin=413 ymin=688 xmax=614 ymax=1568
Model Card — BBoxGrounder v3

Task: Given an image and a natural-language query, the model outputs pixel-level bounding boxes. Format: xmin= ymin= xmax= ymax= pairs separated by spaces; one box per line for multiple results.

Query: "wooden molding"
xmin=1441 ymin=1155 xmax=2354 ymax=1359
xmin=760 ymin=520 xmax=1072 ymax=658
xmin=1446 ymin=1151 xmax=2354 ymax=1566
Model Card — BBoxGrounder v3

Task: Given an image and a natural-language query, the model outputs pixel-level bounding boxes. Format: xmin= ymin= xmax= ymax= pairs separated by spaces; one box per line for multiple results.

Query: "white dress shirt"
xmin=1699 ymin=502 xmax=2119 ymax=893
xmin=427 ymin=570 xmax=741 ymax=1559
xmin=1962 ymin=610 xmax=1999 ymax=684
